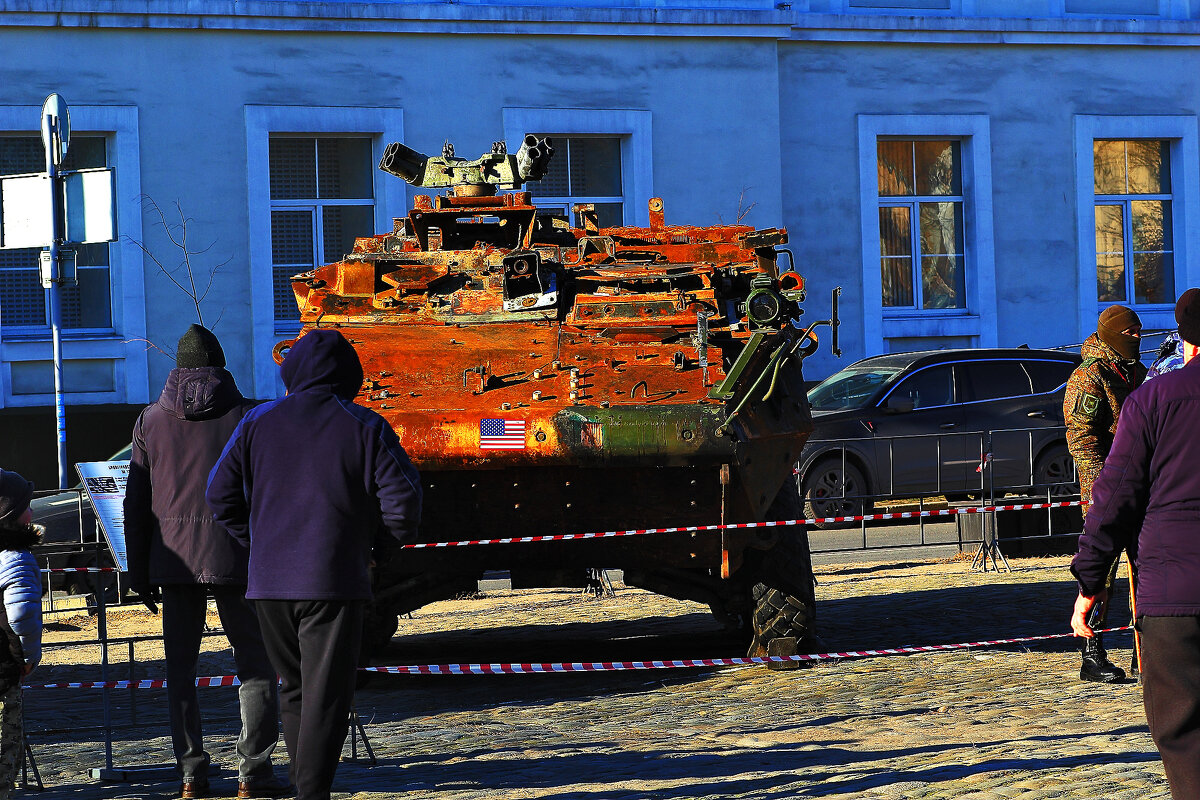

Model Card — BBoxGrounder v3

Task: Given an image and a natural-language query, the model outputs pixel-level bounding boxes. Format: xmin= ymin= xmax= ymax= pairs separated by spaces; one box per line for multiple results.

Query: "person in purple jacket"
xmin=206 ymin=328 xmax=422 ymax=800
xmin=1071 ymin=287 xmax=1200 ymax=799
xmin=124 ymin=325 xmax=288 ymax=800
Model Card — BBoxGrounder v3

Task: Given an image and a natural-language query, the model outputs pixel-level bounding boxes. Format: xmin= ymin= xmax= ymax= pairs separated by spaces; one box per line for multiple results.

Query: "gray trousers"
xmin=162 ymin=584 xmax=280 ymax=783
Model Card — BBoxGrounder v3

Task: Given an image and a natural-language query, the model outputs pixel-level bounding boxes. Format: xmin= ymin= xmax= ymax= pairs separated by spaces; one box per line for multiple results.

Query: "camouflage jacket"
xmin=1063 ymin=333 xmax=1147 ymax=503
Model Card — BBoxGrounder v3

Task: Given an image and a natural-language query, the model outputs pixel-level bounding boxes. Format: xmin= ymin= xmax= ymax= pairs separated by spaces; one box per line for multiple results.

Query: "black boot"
xmin=1130 ymin=650 xmax=1141 ymax=680
xmin=1080 ymin=635 xmax=1126 ymax=683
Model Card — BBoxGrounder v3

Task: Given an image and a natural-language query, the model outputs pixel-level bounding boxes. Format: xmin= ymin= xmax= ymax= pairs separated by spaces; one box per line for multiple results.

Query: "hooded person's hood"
xmin=157 ymin=366 xmax=245 ymax=421
xmin=0 ymin=523 xmax=40 ymax=552
xmin=280 ymin=329 xmax=364 ymax=400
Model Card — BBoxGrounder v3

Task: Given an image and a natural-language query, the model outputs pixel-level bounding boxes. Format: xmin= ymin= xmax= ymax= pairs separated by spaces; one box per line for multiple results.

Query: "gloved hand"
xmin=128 ymin=581 xmax=160 ymax=614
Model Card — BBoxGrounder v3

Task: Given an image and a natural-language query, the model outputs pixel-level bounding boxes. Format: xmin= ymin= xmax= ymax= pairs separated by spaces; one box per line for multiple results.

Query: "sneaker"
xmin=180 ymin=778 xmax=209 ymax=799
xmin=237 ymin=778 xmax=295 ymax=798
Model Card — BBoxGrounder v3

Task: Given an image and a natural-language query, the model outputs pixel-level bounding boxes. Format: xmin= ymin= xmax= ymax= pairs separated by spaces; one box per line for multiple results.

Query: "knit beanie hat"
xmin=0 ymin=470 xmax=33 ymax=527
xmin=1176 ymin=288 xmax=1200 ymax=346
xmin=1097 ymin=305 xmax=1142 ymax=361
xmin=176 ymin=324 xmax=226 ymax=369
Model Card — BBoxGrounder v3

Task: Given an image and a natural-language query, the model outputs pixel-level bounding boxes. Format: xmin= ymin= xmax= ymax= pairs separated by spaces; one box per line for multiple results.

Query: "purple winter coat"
xmin=205 ymin=330 xmax=422 ymax=601
xmin=1072 ymin=356 xmax=1200 ymax=616
xmin=124 ymin=367 xmax=257 ymax=587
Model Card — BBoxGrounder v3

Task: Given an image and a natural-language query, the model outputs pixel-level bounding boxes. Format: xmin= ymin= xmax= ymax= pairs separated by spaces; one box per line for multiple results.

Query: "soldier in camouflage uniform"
xmin=1064 ymin=304 xmax=1146 ymax=683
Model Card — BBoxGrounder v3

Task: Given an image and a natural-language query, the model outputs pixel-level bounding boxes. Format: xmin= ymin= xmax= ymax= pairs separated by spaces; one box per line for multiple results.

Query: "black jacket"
xmin=124 ymin=367 xmax=256 ymax=587
xmin=207 ymin=329 xmax=422 ymax=600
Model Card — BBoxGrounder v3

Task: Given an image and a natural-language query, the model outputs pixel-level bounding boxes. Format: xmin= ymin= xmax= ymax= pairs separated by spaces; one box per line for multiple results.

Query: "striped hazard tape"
xmin=24 ymin=624 xmax=1130 ymax=688
xmin=400 ymin=500 xmax=1084 ymax=550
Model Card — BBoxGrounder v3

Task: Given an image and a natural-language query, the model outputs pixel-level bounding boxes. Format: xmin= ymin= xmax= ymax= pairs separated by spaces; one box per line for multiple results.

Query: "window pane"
xmin=62 ymin=136 xmax=107 ymax=171
xmin=269 ymin=138 xmax=317 ymax=200
xmin=271 ymin=210 xmax=314 ymax=265
xmin=0 ymin=137 xmax=44 ymax=174
xmin=894 ymin=365 xmax=953 ymax=409
xmin=62 ymin=267 xmax=112 ymax=328
xmin=1097 ymin=252 xmax=1126 ymax=302
xmin=1134 ymin=252 xmax=1174 ymax=305
xmin=1127 ymin=140 xmax=1169 ymax=194
xmin=1132 ymin=200 xmax=1171 ymax=253
xmin=877 ymin=140 xmax=913 ymax=197
xmin=921 ymin=255 xmax=965 ymax=309
xmin=878 ymin=206 xmax=911 ymax=256
xmin=881 ymin=256 xmax=913 ymax=307
xmin=593 ymin=202 xmax=623 ymax=228
xmin=1094 ymin=204 xmax=1125 ymax=255
xmin=965 ymin=361 xmax=1031 ymax=401
xmin=0 ymin=253 xmax=43 ymax=326
xmin=274 ymin=264 xmax=301 ymax=322
xmin=1025 ymin=360 xmax=1076 ymax=393
xmin=1094 ymin=140 xmax=1126 ymax=195
xmin=317 ymin=138 xmax=373 ymax=199
xmin=919 ymin=202 xmax=962 ymax=256
xmin=527 ymin=140 xmax=570 ymax=197
xmin=322 ymin=205 xmax=374 ymax=262
xmin=570 ymin=138 xmax=621 ymax=197
xmin=914 ymin=140 xmax=959 ymax=196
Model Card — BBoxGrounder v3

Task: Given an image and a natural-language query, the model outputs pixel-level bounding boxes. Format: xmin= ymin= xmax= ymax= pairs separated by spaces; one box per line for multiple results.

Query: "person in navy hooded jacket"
xmin=1071 ymin=287 xmax=1200 ymax=799
xmin=207 ymin=328 xmax=421 ymax=800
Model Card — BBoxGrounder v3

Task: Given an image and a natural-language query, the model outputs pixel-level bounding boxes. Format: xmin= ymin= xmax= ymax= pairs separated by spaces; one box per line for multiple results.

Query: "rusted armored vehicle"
xmin=276 ymin=137 xmax=840 ymax=658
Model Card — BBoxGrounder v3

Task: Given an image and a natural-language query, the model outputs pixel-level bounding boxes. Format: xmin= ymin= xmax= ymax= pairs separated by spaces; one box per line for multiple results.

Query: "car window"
xmin=963 ymin=361 xmax=1032 ymax=402
xmin=891 ymin=365 xmax=954 ymax=409
xmin=808 ymin=364 xmax=906 ymax=411
xmin=1023 ymin=360 xmax=1076 ymax=394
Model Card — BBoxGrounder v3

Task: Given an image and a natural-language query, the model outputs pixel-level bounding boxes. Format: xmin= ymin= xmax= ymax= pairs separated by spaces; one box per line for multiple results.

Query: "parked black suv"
xmin=798 ymin=348 xmax=1081 ymax=527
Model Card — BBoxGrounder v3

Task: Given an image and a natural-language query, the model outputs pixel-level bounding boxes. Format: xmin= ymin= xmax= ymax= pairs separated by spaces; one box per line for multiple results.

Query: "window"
xmin=877 ymin=140 xmax=965 ymax=310
xmin=268 ymin=137 xmax=375 ymax=324
xmin=1024 ymin=360 xmax=1076 ymax=394
xmin=963 ymin=361 xmax=1031 ymax=402
xmin=0 ymin=135 xmax=113 ymax=332
xmin=892 ymin=365 xmax=954 ymax=409
xmin=1093 ymin=139 xmax=1174 ymax=305
xmin=526 ymin=136 xmax=624 ymax=227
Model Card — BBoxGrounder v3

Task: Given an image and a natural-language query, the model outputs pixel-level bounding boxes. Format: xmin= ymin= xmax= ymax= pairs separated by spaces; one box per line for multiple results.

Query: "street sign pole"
xmin=42 ymin=95 xmax=70 ymax=489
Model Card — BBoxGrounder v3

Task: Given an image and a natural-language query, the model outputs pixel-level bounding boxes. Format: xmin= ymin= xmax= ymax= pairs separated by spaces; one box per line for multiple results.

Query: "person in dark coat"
xmin=1071 ymin=288 xmax=1200 ymax=799
xmin=124 ymin=325 xmax=289 ymax=800
xmin=206 ymin=328 xmax=422 ymax=800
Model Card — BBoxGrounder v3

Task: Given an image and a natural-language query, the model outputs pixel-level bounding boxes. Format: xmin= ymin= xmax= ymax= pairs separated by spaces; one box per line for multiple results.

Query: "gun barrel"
xmin=516 ymin=135 xmax=555 ymax=182
xmin=379 ymin=141 xmax=428 ymax=184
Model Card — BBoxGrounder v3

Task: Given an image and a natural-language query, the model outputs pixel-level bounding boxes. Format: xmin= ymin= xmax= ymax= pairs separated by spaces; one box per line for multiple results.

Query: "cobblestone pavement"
xmin=24 ymin=553 xmax=1165 ymax=799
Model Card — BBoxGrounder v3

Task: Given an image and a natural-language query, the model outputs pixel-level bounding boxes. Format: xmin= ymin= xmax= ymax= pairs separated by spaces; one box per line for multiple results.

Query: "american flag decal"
xmin=480 ymin=418 xmax=526 ymax=450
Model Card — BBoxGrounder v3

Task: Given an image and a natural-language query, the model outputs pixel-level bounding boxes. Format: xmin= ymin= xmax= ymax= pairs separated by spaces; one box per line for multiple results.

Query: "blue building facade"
xmin=1 ymin=0 xmax=1198 ymax=474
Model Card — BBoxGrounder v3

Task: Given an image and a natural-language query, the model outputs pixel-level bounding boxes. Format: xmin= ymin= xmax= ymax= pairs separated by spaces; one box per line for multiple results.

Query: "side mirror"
xmin=885 ymin=396 xmax=915 ymax=414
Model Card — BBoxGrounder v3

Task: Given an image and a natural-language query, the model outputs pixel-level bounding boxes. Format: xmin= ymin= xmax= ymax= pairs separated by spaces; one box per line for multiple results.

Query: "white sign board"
xmin=0 ymin=173 xmax=51 ymax=249
xmin=0 ymin=168 xmax=116 ymax=250
xmin=76 ymin=460 xmax=130 ymax=572
xmin=64 ymin=168 xmax=115 ymax=244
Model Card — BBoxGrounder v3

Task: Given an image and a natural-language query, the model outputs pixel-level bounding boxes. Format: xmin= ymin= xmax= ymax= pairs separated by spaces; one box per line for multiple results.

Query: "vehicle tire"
xmin=744 ymin=488 xmax=816 ymax=659
xmin=1033 ymin=444 xmax=1078 ymax=497
xmin=801 ymin=457 xmax=872 ymax=530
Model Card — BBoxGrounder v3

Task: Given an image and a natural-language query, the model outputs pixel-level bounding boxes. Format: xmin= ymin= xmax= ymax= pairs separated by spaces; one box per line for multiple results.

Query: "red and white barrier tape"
xmin=401 ymin=500 xmax=1083 ymax=550
xmin=25 ymin=624 xmax=1129 ymax=688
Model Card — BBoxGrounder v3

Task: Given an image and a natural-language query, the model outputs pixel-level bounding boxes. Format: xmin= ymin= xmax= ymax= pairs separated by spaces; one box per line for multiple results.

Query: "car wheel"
xmin=1033 ymin=445 xmax=1078 ymax=497
xmin=801 ymin=458 xmax=872 ymax=530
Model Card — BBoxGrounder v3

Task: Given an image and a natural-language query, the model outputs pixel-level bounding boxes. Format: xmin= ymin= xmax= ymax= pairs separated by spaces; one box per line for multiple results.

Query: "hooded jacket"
xmin=1072 ymin=357 xmax=1200 ymax=616
xmin=0 ymin=524 xmax=42 ymax=693
xmin=124 ymin=366 xmax=256 ymax=586
xmin=1063 ymin=332 xmax=1147 ymax=503
xmin=206 ymin=330 xmax=422 ymax=601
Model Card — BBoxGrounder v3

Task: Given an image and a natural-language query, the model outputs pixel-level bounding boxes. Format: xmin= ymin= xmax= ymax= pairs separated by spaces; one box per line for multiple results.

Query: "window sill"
xmin=881 ymin=314 xmax=980 ymax=338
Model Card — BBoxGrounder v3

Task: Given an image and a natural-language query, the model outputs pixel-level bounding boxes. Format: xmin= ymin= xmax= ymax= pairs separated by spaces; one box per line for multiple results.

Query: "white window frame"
xmin=502 ymin=108 xmax=652 ymax=227
xmin=0 ymin=105 xmax=147 ymax=408
xmin=245 ymin=106 xmax=405 ymax=400
xmin=1073 ymin=116 xmax=1200 ymax=342
xmin=857 ymin=115 xmax=997 ymax=355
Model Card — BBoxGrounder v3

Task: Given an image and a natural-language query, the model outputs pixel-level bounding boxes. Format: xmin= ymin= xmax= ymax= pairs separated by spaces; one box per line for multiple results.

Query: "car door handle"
xmin=1027 ymin=410 xmax=1046 ymax=419
xmin=939 ymin=423 xmax=956 ymax=429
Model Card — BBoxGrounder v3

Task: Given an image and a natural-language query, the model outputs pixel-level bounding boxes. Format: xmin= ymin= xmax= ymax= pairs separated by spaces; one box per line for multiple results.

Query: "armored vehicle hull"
xmin=278 ymin=139 xmax=837 ymax=658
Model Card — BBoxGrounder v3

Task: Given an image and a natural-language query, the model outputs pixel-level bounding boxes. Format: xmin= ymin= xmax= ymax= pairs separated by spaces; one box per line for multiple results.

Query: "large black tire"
xmin=801 ymin=457 xmax=872 ymax=530
xmin=745 ymin=488 xmax=816 ymax=659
